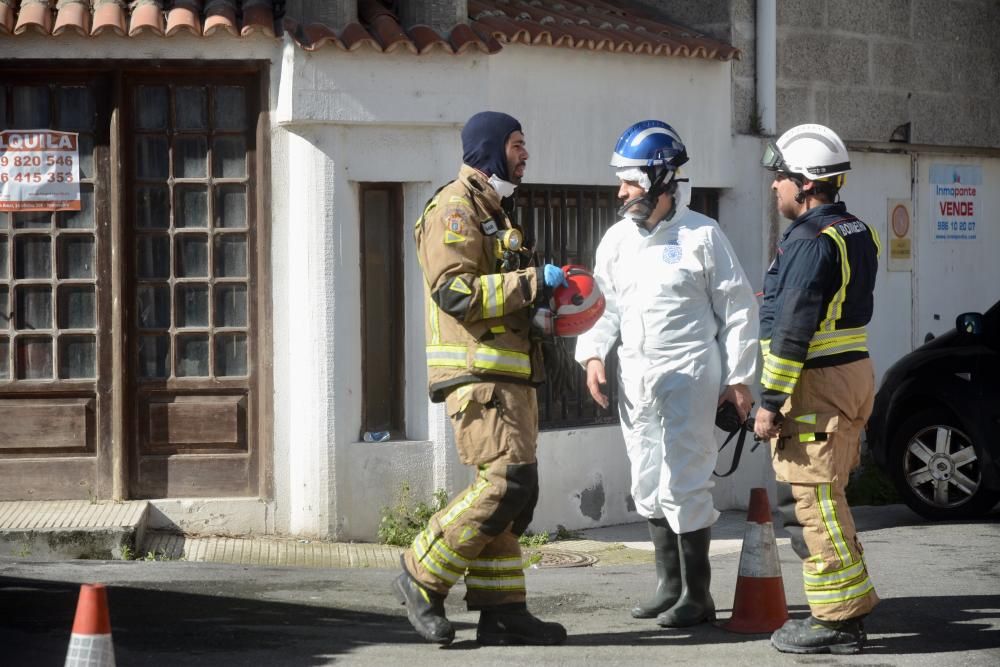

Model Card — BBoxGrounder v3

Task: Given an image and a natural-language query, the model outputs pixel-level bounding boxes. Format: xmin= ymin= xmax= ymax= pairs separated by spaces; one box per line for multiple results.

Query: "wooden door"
xmin=0 ymin=75 xmax=113 ymax=499
xmin=124 ymin=75 xmax=259 ymax=498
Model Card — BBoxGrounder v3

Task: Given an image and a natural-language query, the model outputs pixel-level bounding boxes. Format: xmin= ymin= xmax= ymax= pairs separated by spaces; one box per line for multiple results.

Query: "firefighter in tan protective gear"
xmin=391 ymin=111 xmax=568 ymax=647
xmin=755 ymin=124 xmax=882 ymax=655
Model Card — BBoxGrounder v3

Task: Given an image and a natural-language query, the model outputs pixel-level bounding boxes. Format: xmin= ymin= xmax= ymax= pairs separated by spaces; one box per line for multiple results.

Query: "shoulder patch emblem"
xmin=445 ymin=211 xmax=466 ymax=234
xmin=662 ymin=242 xmax=683 ymax=264
xmin=482 ymin=219 xmax=498 ymax=235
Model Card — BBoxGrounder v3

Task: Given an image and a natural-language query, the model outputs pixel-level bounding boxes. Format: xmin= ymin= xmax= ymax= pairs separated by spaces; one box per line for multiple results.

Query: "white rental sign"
xmin=0 ymin=129 xmax=81 ymax=212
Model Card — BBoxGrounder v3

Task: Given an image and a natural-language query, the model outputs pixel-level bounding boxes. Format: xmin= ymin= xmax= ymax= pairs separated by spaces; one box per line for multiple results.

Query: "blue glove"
xmin=543 ymin=264 xmax=569 ymax=289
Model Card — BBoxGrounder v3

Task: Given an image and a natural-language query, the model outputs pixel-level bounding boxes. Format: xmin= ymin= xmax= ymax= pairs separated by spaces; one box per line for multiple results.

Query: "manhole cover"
xmin=534 ymin=549 xmax=598 ymax=568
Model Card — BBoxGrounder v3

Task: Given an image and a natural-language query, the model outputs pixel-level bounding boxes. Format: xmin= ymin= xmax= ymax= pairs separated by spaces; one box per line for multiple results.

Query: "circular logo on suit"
xmin=662 ymin=243 xmax=682 ymax=264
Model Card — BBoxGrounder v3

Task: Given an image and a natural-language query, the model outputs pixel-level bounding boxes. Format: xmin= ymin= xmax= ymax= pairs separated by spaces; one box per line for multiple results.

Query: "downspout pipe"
xmin=756 ymin=0 xmax=776 ymax=136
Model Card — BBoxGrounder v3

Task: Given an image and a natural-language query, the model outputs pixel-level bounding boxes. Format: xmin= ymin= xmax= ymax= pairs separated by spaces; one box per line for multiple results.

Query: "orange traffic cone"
xmin=722 ymin=487 xmax=790 ymax=634
xmin=64 ymin=583 xmax=116 ymax=667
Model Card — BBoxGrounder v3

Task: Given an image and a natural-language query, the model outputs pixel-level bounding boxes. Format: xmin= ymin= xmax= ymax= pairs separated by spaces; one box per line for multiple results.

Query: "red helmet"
xmin=552 ymin=265 xmax=605 ymax=337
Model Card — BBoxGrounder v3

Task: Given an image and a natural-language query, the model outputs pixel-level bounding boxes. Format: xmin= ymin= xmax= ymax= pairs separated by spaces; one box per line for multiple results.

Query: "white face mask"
xmin=488 ymin=174 xmax=517 ymax=199
xmin=615 ymin=168 xmax=652 ymax=192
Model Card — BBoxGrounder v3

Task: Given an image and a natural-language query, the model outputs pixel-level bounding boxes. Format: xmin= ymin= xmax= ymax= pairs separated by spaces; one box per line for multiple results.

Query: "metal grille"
xmin=513 ymin=186 xmax=620 ymax=429
xmin=514 ymin=185 xmax=720 ymax=430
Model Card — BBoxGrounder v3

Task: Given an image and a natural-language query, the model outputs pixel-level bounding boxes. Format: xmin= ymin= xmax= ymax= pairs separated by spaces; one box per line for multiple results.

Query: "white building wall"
xmin=273 ymin=42 xmax=746 ymax=540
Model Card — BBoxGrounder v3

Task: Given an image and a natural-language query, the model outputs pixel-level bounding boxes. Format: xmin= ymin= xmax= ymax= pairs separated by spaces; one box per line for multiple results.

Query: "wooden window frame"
xmin=358 ymin=182 xmax=405 ymax=439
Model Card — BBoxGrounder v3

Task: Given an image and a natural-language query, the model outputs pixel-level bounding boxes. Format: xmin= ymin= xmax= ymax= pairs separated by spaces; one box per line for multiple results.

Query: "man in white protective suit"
xmin=574 ymin=120 xmax=759 ymax=628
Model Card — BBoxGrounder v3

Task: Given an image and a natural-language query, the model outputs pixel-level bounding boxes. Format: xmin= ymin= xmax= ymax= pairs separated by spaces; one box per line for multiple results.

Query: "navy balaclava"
xmin=461 ymin=111 xmax=522 ymax=181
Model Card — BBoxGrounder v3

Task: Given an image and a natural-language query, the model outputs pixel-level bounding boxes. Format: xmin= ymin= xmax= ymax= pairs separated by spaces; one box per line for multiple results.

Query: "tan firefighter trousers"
xmin=403 ymin=381 xmax=539 ymax=609
xmin=770 ymin=358 xmax=879 ymax=621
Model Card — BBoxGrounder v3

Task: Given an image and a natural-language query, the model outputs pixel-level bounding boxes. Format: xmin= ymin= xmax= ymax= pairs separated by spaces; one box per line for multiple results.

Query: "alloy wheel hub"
xmin=928 ymin=453 xmax=954 ymax=481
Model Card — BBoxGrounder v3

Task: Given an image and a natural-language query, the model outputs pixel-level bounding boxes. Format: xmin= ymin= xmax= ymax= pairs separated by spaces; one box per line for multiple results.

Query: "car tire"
xmin=888 ymin=409 xmax=1000 ymax=520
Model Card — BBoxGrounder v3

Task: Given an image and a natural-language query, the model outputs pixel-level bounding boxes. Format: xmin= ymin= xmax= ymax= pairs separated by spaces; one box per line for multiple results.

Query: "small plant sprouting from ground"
xmin=518 ymin=531 xmax=551 ymax=548
xmin=555 ymin=524 xmax=582 ymax=541
xmin=377 ymin=483 xmax=449 ymax=547
xmin=523 ymin=552 xmax=543 ymax=568
xmin=119 ymin=544 xmax=180 ymax=561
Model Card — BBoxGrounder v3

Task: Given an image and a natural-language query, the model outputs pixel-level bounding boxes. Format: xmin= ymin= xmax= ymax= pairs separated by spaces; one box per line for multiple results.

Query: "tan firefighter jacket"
xmin=415 ymin=165 xmax=546 ymax=402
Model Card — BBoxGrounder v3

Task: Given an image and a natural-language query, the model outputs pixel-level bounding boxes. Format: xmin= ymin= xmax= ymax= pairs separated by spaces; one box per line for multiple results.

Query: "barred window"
xmin=513 ymin=185 xmax=720 ymax=430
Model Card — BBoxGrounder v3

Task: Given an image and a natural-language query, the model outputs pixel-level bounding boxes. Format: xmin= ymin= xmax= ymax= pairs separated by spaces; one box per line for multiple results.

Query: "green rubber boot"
xmin=656 ymin=526 xmax=716 ymax=627
xmin=630 ymin=518 xmax=682 ymax=618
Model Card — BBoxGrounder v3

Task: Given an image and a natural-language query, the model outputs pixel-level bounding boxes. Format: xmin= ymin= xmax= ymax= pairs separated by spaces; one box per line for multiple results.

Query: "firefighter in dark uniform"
xmin=391 ymin=111 xmax=568 ymax=646
xmin=753 ymin=124 xmax=883 ymax=655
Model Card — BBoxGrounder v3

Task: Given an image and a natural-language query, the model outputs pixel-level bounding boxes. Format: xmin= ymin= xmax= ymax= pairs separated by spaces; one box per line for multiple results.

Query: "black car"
xmin=867 ymin=299 xmax=1000 ymax=520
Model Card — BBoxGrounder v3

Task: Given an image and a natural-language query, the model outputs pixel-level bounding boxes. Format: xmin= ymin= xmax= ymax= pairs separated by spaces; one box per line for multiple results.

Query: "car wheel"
xmin=888 ymin=409 xmax=1000 ymax=520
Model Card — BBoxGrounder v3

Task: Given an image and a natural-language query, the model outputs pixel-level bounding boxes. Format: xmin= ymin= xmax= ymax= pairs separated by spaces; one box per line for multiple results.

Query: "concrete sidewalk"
xmin=0 ymin=499 xmax=783 ymax=567
xmin=136 ymin=509 xmax=777 ymax=568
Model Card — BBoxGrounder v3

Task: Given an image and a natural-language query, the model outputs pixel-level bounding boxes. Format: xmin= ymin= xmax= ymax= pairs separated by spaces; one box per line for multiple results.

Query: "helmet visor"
xmin=760 ymin=141 xmax=788 ymax=172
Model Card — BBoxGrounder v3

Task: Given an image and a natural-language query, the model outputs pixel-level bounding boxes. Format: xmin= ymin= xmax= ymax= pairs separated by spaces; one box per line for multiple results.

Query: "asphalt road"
xmin=2 ymin=504 xmax=999 ymax=666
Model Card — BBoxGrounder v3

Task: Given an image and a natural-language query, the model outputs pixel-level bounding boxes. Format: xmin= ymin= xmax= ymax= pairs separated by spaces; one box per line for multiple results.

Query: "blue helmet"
xmin=610 ymin=120 xmax=689 ymax=170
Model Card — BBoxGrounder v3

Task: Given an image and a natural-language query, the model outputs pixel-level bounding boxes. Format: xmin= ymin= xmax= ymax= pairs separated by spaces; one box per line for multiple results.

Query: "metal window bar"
xmin=514 ymin=185 xmax=720 ymax=430
xmin=513 ymin=185 xmax=620 ymax=430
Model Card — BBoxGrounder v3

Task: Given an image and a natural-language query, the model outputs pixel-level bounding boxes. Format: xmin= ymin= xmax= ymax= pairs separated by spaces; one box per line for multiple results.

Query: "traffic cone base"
xmin=722 ymin=488 xmax=790 ymax=634
xmin=65 ymin=583 xmax=116 ymax=667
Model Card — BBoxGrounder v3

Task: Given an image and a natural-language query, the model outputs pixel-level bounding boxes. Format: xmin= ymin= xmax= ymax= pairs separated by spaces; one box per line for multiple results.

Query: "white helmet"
xmin=761 ymin=124 xmax=851 ymax=181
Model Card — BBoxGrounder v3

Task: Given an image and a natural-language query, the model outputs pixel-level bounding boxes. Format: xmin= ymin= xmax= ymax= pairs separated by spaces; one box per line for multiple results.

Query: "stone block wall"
xmin=633 ymin=0 xmax=1000 ymax=146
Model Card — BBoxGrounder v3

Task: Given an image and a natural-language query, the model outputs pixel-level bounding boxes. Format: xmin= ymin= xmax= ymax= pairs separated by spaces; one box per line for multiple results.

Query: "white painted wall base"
xmin=147 ymin=499 xmax=275 ymax=536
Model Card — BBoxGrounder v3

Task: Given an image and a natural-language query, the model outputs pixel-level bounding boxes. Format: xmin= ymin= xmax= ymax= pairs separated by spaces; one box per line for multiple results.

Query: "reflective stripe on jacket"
xmin=759 ymin=202 xmax=881 ymax=411
xmin=415 ymin=165 xmax=545 ymax=401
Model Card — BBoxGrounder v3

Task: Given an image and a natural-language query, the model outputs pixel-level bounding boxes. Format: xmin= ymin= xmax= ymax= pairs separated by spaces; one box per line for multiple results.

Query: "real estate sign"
xmin=930 ymin=163 xmax=980 ymax=242
xmin=0 ymin=129 xmax=81 ymax=212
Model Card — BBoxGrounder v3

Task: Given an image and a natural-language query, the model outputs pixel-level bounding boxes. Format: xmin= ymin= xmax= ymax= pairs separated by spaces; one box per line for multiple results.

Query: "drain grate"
xmin=534 ymin=549 xmax=598 ymax=568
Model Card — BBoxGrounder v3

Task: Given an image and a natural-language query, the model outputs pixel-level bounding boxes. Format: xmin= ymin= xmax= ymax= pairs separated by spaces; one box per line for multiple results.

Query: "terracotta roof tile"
xmin=14 ymin=0 xmax=53 ymax=36
xmin=368 ymin=12 xmax=415 ymax=54
xmin=53 ymin=1 xmax=90 ymax=36
xmin=450 ymin=22 xmax=500 ymax=55
xmin=0 ymin=1 xmax=14 ymax=34
xmin=468 ymin=0 xmax=738 ymax=60
xmin=0 ymin=0 xmax=737 ymax=62
xmin=128 ymin=0 xmax=165 ymax=37
xmin=165 ymin=1 xmax=202 ymax=37
xmin=241 ymin=0 xmax=274 ymax=38
xmin=91 ymin=1 xmax=126 ymax=36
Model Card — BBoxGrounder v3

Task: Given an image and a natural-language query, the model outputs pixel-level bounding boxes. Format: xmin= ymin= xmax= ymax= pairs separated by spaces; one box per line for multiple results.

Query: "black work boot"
xmin=770 ymin=615 xmax=866 ymax=654
xmin=656 ymin=526 xmax=716 ymax=627
xmin=476 ymin=603 xmax=567 ymax=646
xmin=631 ymin=518 xmax=681 ymax=618
xmin=391 ymin=557 xmax=454 ymax=645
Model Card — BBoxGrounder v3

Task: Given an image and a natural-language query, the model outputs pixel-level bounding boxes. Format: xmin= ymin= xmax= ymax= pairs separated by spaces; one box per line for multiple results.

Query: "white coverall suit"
xmin=575 ymin=182 xmax=759 ymax=534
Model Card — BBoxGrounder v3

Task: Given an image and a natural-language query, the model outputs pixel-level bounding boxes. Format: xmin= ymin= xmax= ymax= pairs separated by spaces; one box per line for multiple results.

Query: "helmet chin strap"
xmin=618 ymin=170 xmax=686 ymax=227
xmin=790 ymin=174 xmax=808 ymax=204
